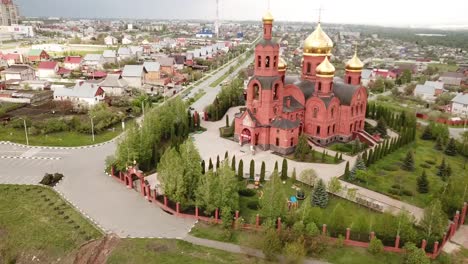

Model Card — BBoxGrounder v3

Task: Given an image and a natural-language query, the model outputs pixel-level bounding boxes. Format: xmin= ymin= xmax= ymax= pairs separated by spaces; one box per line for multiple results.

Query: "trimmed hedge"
xmin=238 ymin=189 xmax=256 ymax=197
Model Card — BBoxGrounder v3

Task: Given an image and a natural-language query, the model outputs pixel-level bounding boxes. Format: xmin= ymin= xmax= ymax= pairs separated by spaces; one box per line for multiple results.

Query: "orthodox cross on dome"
xmin=267 ymin=0 xmax=270 ymax=10
xmin=315 ymin=5 xmax=326 ymax=23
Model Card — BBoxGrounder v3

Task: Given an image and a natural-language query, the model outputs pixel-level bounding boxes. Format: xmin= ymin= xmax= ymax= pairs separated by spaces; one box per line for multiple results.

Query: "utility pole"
xmin=90 ymin=116 xmax=95 ymax=142
xmin=20 ymin=118 xmax=29 ymax=146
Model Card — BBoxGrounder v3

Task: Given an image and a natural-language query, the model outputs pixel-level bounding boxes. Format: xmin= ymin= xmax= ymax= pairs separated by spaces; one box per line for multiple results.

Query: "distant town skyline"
xmin=17 ymin=0 xmax=468 ymax=28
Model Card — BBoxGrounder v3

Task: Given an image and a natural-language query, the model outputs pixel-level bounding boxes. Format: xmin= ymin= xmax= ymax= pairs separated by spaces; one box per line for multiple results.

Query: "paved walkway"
xmin=183 ymin=234 xmax=330 ymax=264
xmin=193 ymin=107 xmax=424 ymax=221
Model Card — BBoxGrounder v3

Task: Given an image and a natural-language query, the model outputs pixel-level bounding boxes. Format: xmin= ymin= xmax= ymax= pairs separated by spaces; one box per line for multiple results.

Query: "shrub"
xmin=39 ymin=172 xmax=64 ymax=187
xmin=425 ymin=160 xmax=436 ymax=165
xmin=238 ymin=189 xmax=256 ymax=197
xmin=381 ymin=164 xmax=399 ymax=171
xmin=247 ymin=201 xmax=259 ymax=210
xmin=420 ymin=163 xmax=431 ymax=169
xmin=368 ymin=237 xmax=384 ymax=255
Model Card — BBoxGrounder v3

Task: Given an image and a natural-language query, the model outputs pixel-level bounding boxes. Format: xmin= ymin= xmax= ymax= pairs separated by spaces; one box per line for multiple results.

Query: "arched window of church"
xmin=316 ymin=126 xmax=321 ymax=135
xmin=290 ymin=137 xmax=294 ymax=147
xmin=273 ymin=84 xmax=279 ymax=100
xmin=265 ymin=56 xmax=270 ymax=68
xmin=273 ymin=106 xmax=277 ymax=114
xmin=258 ymin=56 xmax=262 ymax=68
xmin=331 ymin=107 xmax=334 ymax=118
xmin=360 ymin=104 xmax=364 ymax=113
xmin=347 ymin=76 xmax=351 ymax=84
xmin=351 ymin=107 xmax=354 ymax=116
xmin=333 ymin=124 xmax=336 ymax=133
xmin=318 ymin=82 xmax=322 ymax=91
xmin=273 ymin=56 xmax=277 ymax=68
xmin=313 ymin=107 xmax=318 ymax=118
xmin=307 ymin=62 xmax=311 ymax=73
xmin=253 ymin=84 xmax=260 ymax=100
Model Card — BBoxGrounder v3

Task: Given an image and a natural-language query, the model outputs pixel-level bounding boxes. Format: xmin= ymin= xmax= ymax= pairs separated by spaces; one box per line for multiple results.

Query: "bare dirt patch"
xmin=66 ymin=234 xmax=120 ymax=264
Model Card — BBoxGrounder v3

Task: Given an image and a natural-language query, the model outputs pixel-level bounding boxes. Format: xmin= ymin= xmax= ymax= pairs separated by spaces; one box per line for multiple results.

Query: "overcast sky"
xmin=17 ymin=0 xmax=468 ymax=27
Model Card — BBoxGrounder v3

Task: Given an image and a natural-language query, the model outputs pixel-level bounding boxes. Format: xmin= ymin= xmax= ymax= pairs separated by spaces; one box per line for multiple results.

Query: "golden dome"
xmin=278 ymin=57 xmax=287 ymax=71
xmin=345 ymin=50 xmax=364 ymax=72
xmin=303 ymin=23 xmax=333 ymax=56
xmin=316 ymin=56 xmax=335 ymax=77
xmin=262 ymin=10 xmax=274 ymax=24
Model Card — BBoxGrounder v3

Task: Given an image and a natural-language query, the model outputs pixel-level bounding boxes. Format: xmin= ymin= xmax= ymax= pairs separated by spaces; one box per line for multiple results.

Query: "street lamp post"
xmin=19 ymin=118 xmax=29 ymax=146
xmin=90 ymin=116 xmax=95 ymax=142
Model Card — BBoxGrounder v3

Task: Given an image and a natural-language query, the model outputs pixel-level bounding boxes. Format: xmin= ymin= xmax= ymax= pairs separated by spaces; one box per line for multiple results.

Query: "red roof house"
xmin=27 ymin=49 xmax=50 ymax=63
xmin=37 ymin=61 xmax=59 ymax=78
xmin=63 ymin=56 xmax=82 ymax=70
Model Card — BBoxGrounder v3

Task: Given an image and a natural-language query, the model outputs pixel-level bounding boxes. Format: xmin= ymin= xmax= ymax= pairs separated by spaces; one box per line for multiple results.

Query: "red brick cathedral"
xmin=234 ymin=11 xmax=368 ymax=154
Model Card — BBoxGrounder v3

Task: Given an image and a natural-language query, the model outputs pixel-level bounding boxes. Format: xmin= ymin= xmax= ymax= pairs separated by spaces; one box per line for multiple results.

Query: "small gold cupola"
xmin=346 ymin=48 xmax=364 ymax=72
xmin=278 ymin=57 xmax=287 ymax=71
xmin=316 ymin=56 xmax=335 ymax=77
xmin=262 ymin=10 xmax=274 ymax=24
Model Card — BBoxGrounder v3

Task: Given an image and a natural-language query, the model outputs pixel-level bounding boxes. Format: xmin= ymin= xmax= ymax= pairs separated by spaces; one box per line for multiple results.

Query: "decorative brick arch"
xmin=122 ymin=166 xmax=151 ymax=199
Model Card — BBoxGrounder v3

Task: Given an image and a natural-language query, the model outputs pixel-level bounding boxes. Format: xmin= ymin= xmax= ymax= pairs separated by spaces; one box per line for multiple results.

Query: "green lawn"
xmin=0 ymin=185 xmax=102 ymax=263
xmin=285 ymin=149 xmax=341 ymax=164
xmin=429 ymin=63 xmax=459 ymax=72
xmin=106 ymin=238 xmax=271 ymax=264
xmin=346 ymin=131 xmax=467 ymax=208
xmin=0 ymin=123 xmax=124 ymax=147
xmin=321 ymin=246 xmax=403 ymax=264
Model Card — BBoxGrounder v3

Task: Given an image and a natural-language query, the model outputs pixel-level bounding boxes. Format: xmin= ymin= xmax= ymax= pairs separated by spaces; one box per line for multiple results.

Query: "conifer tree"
xmin=421 ymin=125 xmax=433 ymax=140
xmin=338 ymin=153 xmax=343 ymax=160
xmin=355 ymin=155 xmax=367 ymax=170
xmin=402 ymin=151 xmax=415 ymax=171
xmin=281 ymin=158 xmax=288 ymax=181
xmin=311 ymin=179 xmax=329 ymax=208
xmin=225 ymin=151 xmax=228 ymax=160
xmin=376 ymin=117 xmax=387 ymax=137
xmin=294 ymin=135 xmax=310 ymax=161
xmin=334 ymin=152 xmax=339 ymax=163
xmin=291 ymin=168 xmax=297 ymax=181
xmin=249 ymin=159 xmax=255 ymax=180
xmin=321 ymin=150 xmax=326 ymax=162
xmin=216 ymin=155 xmax=220 ymax=168
xmin=444 ymin=138 xmax=458 ymax=156
xmin=417 ymin=170 xmax=429 ymax=193
xmin=344 ymin=161 xmax=350 ymax=179
xmin=237 ymin=159 xmax=244 ymax=180
xmin=434 ymin=136 xmax=443 ymax=151
xmin=225 ymin=114 xmax=229 ymax=127
xmin=274 ymin=161 xmax=278 ymax=173
xmin=437 ymin=158 xmax=447 ymax=180
xmin=260 ymin=161 xmax=266 ymax=182
xmin=208 ymin=158 xmax=213 ymax=170
xmin=201 ymin=160 xmax=205 ymax=174
xmin=231 ymin=155 xmax=236 ymax=172
xmin=367 ymin=149 xmax=374 ymax=167
xmin=362 ymin=151 xmax=368 ymax=164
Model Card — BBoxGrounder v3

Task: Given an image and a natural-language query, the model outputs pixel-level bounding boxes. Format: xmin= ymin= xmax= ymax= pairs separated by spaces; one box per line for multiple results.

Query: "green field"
xmin=0 ymin=185 xmax=102 ymax=263
xmin=347 ymin=131 xmax=467 ymax=208
xmin=429 ymin=63 xmax=459 ymax=73
xmin=106 ymin=238 xmax=270 ymax=264
xmin=0 ymin=125 xmax=122 ymax=147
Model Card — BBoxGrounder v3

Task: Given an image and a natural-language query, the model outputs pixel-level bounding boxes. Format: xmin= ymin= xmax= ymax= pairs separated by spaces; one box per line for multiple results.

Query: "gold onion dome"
xmin=278 ymin=57 xmax=287 ymax=71
xmin=303 ymin=23 xmax=333 ymax=56
xmin=262 ymin=10 xmax=274 ymax=24
xmin=316 ymin=56 xmax=335 ymax=77
xmin=346 ymin=51 xmax=364 ymax=72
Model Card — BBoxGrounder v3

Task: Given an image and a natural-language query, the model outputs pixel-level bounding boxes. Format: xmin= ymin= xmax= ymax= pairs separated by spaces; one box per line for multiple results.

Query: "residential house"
xmin=19 ymin=80 xmax=51 ymax=90
xmin=143 ymin=62 xmax=161 ymax=83
xmin=82 ymin=54 xmax=104 ymax=71
xmin=121 ymin=65 xmax=147 ymax=88
xmin=63 ymin=56 xmax=82 ymax=70
xmin=37 ymin=61 xmax=59 ymax=79
xmin=173 ymin=55 xmax=186 ymax=70
xmin=129 ymin=46 xmax=143 ymax=59
xmin=53 ymin=82 xmax=105 ymax=107
xmin=98 ymin=73 xmax=129 ymax=96
xmin=414 ymin=81 xmax=445 ymax=102
xmin=2 ymin=53 xmax=23 ymax=65
xmin=439 ymin=72 xmax=464 ymax=87
xmin=117 ymin=47 xmax=133 ymax=61
xmin=104 ymin=35 xmax=118 ymax=45
xmin=122 ymin=36 xmax=133 ymax=45
xmin=102 ymin=50 xmax=117 ymax=64
xmin=27 ymin=49 xmax=50 ymax=63
xmin=450 ymin=93 xmax=468 ymax=116
xmin=155 ymin=56 xmax=175 ymax=75
xmin=1 ymin=64 xmax=36 ymax=82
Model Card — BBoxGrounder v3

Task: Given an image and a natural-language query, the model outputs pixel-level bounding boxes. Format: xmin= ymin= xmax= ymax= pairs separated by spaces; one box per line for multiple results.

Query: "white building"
xmin=104 ymin=35 xmax=118 ymax=45
xmin=121 ymin=65 xmax=147 ymax=88
xmin=413 ymin=81 xmax=445 ymax=102
xmin=0 ymin=64 xmax=35 ymax=81
xmin=122 ymin=36 xmax=133 ymax=45
xmin=0 ymin=0 xmax=18 ymax=26
xmin=37 ymin=61 xmax=59 ymax=79
xmin=54 ymin=82 xmax=105 ymax=107
xmin=82 ymin=54 xmax=104 ymax=70
xmin=450 ymin=93 xmax=468 ymax=116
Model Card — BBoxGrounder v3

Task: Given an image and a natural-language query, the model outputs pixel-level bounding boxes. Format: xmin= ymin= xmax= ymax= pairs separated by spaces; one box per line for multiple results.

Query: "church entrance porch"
xmin=240 ymin=128 xmax=252 ymax=146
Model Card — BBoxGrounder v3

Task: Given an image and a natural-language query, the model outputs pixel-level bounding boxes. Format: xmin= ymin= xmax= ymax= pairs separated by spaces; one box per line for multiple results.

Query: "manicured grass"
xmin=0 ymin=185 xmax=102 ymax=262
xmin=209 ymin=72 xmax=231 ymax=88
xmin=429 ymin=63 xmax=459 ymax=72
xmin=285 ymin=149 xmax=341 ymax=164
xmin=0 ymin=123 xmax=124 ymax=147
xmin=321 ymin=246 xmax=403 ymax=264
xmin=328 ymin=142 xmax=368 ymax=156
xmin=106 ymin=238 xmax=270 ymax=264
xmin=0 ymin=102 xmax=25 ymax=116
xmin=347 ymin=131 xmax=467 ymax=208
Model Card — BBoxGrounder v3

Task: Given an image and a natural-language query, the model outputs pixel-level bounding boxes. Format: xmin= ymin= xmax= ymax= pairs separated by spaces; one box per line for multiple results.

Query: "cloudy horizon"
xmin=16 ymin=0 xmax=468 ymax=28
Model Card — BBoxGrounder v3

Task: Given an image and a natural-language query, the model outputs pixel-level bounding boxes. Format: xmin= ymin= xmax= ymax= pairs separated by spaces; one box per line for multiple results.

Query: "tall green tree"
xmin=417 ymin=170 xmax=429 ymax=194
xmin=260 ymin=161 xmax=266 ymax=182
xmin=231 ymin=155 xmax=236 ymax=172
xmin=403 ymin=243 xmax=430 ymax=264
xmin=402 ymin=151 xmax=415 ymax=171
xmin=295 ymin=135 xmax=310 ymax=161
xmin=249 ymin=159 xmax=255 ymax=180
xmin=208 ymin=158 xmax=213 ymax=170
xmin=311 ymin=179 xmax=328 ymax=208
xmin=444 ymin=138 xmax=458 ymax=156
xmin=237 ymin=159 xmax=244 ymax=180
xmin=376 ymin=117 xmax=387 ymax=137
xmin=420 ymin=199 xmax=447 ymax=239
xmin=260 ymin=170 xmax=287 ymax=220
xmin=281 ymin=158 xmax=288 ymax=181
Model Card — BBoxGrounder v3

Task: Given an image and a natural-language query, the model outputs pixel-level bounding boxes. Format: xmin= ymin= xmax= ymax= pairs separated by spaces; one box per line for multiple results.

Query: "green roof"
xmin=28 ymin=49 xmax=43 ymax=56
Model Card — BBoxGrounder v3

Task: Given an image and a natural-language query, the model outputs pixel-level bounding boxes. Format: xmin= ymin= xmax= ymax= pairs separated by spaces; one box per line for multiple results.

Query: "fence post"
xmin=215 ymin=208 xmax=219 ymax=223
xmin=345 ymin=228 xmax=350 ymax=241
xmin=111 ymin=166 xmax=114 ymax=177
xmin=370 ymin=231 xmax=375 ymax=240
xmin=433 ymin=241 xmax=439 ymax=255
xmin=235 ymin=210 xmax=239 ymax=220
xmin=277 ymin=217 xmax=282 ymax=232
xmin=449 ymin=222 xmax=456 ymax=238
xmin=461 ymin=202 xmax=467 ymax=226
xmin=442 ymin=232 xmax=447 ymax=247
xmin=454 ymin=210 xmax=460 ymax=230
xmin=256 ymin=214 xmax=260 ymax=229
xmin=163 ymin=196 xmax=168 ymax=207
xmin=322 ymin=224 xmax=327 ymax=235
xmin=395 ymin=235 xmax=400 ymax=249
xmin=195 ymin=207 xmax=199 ymax=218
xmin=176 ymin=202 xmax=180 ymax=215
xmin=421 ymin=239 xmax=427 ymax=252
